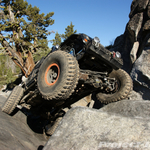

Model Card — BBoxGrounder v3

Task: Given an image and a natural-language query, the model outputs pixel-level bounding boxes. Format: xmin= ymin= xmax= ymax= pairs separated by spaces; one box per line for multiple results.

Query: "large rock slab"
xmin=100 ymin=99 xmax=150 ymax=118
xmin=129 ymin=0 xmax=149 ymax=18
xmin=111 ymin=0 xmax=150 ymax=73
xmin=0 ymin=95 xmax=47 ymax=150
xmin=130 ymin=48 xmax=150 ymax=99
xmin=43 ymin=100 xmax=150 ymax=150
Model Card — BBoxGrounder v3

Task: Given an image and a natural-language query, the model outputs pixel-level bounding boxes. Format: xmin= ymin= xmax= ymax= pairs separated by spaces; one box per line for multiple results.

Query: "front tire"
xmin=2 ymin=86 xmax=23 ymax=115
xmin=37 ymin=50 xmax=79 ymax=100
xmin=96 ymin=69 xmax=132 ymax=104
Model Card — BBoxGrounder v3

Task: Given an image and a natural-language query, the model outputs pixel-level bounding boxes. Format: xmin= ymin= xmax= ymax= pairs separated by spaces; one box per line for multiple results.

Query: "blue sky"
xmin=26 ymin=0 xmax=132 ymax=47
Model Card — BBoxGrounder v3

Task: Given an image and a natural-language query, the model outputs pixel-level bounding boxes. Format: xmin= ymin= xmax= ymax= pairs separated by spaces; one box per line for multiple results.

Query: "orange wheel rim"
xmin=44 ymin=63 xmax=60 ymax=86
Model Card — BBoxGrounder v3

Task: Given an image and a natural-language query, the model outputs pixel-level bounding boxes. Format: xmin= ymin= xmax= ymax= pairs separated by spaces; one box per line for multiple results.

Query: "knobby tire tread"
xmin=96 ymin=69 xmax=133 ymax=104
xmin=37 ymin=51 xmax=79 ymax=100
xmin=46 ymin=117 xmax=62 ymax=136
xmin=2 ymin=86 xmax=23 ymax=115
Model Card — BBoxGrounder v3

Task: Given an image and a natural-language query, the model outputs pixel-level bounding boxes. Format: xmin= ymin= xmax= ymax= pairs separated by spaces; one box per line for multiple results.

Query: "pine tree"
xmin=61 ymin=22 xmax=77 ymax=40
xmin=0 ymin=0 xmax=54 ymax=76
xmin=51 ymin=32 xmax=61 ymax=46
xmin=51 ymin=22 xmax=77 ymax=46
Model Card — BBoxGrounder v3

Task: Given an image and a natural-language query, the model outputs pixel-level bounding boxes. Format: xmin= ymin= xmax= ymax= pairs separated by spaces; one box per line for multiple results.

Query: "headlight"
xmin=94 ymin=37 xmax=100 ymax=43
xmin=55 ymin=44 xmax=59 ymax=49
xmin=115 ymin=51 xmax=121 ymax=58
xmin=52 ymin=44 xmax=59 ymax=52
xmin=93 ymin=37 xmax=100 ymax=47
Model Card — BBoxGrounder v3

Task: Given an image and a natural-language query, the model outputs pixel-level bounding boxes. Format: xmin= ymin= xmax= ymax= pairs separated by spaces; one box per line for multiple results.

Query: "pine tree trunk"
xmin=0 ymin=34 xmax=35 ymax=77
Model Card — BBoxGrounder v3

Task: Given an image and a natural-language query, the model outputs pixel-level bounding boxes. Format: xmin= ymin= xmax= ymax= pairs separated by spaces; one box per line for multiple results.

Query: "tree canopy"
xmin=51 ymin=22 xmax=77 ymax=46
xmin=61 ymin=22 xmax=77 ymax=40
xmin=51 ymin=32 xmax=61 ymax=46
xmin=0 ymin=0 xmax=54 ymax=76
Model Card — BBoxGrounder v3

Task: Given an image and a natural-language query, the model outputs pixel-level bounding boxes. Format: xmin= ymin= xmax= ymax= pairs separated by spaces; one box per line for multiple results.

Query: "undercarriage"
xmin=2 ymin=33 xmax=133 ymax=136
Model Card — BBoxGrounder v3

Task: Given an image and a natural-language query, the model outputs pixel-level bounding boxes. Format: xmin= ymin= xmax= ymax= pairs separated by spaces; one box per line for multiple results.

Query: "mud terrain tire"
xmin=96 ymin=69 xmax=132 ymax=104
xmin=2 ymin=86 xmax=23 ymax=115
xmin=37 ymin=50 xmax=79 ymax=100
xmin=46 ymin=117 xmax=62 ymax=136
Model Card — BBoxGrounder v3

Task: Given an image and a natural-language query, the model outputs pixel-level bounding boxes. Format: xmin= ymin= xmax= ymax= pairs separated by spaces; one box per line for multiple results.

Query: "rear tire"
xmin=2 ymin=86 xmax=23 ymax=115
xmin=96 ymin=69 xmax=132 ymax=104
xmin=46 ymin=117 xmax=62 ymax=136
xmin=37 ymin=50 xmax=79 ymax=100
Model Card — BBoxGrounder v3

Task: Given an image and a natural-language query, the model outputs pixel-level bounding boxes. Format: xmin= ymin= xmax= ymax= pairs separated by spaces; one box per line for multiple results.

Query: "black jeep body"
xmin=2 ymin=34 xmax=132 ymax=136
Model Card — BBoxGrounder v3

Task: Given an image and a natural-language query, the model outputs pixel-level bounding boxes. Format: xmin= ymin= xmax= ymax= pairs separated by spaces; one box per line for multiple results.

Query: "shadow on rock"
xmin=26 ymin=113 xmax=50 ymax=135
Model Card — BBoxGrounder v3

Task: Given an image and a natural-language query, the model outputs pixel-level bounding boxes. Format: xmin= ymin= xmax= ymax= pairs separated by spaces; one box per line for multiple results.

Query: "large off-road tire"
xmin=37 ymin=50 xmax=79 ymax=100
xmin=96 ymin=69 xmax=132 ymax=104
xmin=46 ymin=117 xmax=62 ymax=136
xmin=2 ymin=86 xmax=23 ymax=115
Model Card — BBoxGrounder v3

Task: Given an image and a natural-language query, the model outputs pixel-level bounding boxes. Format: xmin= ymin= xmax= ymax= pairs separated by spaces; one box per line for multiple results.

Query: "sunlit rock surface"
xmin=44 ymin=100 xmax=150 ymax=150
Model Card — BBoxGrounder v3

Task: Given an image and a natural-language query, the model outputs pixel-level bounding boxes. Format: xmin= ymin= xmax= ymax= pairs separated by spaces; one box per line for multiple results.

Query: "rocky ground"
xmin=43 ymin=91 xmax=150 ymax=150
xmin=0 ymin=92 xmax=47 ymax=150
xmin=1 ymin=0 xmax=150 ymax=149
xmin=1 ymin=90 xmax=150 ymax=150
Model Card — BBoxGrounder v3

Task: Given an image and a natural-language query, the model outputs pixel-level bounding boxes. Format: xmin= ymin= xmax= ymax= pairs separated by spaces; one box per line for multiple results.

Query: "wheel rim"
xmin=44 ymin=63 xmax=60 ymax=86
xmin=103 ymin=78 xmax=120 ymax=94
xmin=112 ymin=80 xmax=120 ymax=93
